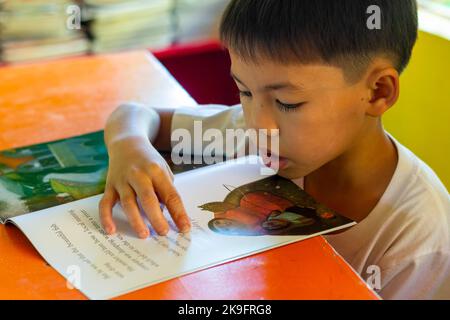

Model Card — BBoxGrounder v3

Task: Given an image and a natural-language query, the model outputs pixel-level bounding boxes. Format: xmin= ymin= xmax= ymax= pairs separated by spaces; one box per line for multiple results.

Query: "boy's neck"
xmin=304 ymin=121 xmax=398 ymax=223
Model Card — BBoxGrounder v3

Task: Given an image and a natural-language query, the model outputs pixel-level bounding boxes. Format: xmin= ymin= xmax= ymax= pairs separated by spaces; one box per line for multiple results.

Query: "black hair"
xmin=220 ymin=0 xmax=418 ymax=82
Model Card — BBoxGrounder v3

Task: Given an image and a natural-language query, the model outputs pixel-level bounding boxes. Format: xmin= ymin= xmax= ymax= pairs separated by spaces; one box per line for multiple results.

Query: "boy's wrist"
xmin=107 ymin=135 xmax=153 ymax=155
xmin=104 ymin=103 xmax=161 ymax=150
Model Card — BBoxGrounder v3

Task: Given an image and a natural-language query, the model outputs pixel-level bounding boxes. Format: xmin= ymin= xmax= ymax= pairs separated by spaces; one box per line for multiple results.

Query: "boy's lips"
xmin=260 ymin=150 xmax=289 ymax=170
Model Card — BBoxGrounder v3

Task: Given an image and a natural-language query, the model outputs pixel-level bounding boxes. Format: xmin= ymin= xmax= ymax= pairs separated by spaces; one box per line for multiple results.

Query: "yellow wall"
xmin=383 ymin=31 xmax=450 ymax=190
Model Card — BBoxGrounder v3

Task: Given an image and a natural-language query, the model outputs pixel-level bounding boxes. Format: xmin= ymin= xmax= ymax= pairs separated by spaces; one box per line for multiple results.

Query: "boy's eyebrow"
xmin=230 ymin=72 xmax=304 ymax=91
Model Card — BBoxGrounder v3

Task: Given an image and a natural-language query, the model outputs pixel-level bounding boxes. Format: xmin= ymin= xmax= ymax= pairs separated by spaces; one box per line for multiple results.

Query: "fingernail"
xmin=159 ymin=227 xmax=169 ymax=236
xmin=180 ymin=219 xmax=191 ymax=233
xmin=180 ymin=226 xmax=190 ymax=233
xmin=139 ymin=230 xmax=149 ymax=239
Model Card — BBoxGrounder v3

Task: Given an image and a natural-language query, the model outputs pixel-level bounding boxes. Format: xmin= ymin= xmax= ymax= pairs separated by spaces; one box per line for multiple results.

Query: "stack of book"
xmin=84 ymin=0 xmax=176 ymax=53
xmin=174 ymin=0 xmax=229 ymax=44
xmin=0 ymin=0 xmax=89 ymax=63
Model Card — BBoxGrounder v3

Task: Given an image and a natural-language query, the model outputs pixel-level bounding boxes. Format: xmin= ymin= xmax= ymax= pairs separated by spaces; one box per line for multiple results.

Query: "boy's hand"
xmin=99 ymin=136 xmax=191 ymax=238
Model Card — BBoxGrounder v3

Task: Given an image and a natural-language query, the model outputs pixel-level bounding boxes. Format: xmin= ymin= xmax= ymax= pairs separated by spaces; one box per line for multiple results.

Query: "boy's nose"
xmin=249 ymin=102 xmax=278 ymax=132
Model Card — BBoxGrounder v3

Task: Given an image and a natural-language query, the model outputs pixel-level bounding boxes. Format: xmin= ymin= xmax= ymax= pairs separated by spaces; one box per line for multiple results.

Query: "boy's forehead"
xmin=229 ymin=52 xmax=346 ymax=90
xmin=229 ymin=50 xmax=294 ymax=71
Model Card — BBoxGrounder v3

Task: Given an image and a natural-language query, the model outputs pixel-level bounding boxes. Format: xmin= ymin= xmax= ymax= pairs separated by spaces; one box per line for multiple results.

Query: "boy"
xmin=99 ymin=0 xmax=449 ymax=299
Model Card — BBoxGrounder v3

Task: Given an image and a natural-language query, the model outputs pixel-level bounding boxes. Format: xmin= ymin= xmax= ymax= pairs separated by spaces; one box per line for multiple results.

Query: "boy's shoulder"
xmin=326 ymin=133 xmax=449 ymax=270
xmin=389 ymin=133 xmax=449 ymax=221
xmin=378 ymin=133 xmax=449 ymax=255
xmin=374 ymin=139 xmax=450 ymax=299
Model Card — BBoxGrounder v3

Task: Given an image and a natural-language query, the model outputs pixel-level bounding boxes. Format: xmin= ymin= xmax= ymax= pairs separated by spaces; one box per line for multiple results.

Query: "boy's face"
xmin=229 ymin=50 xmax=373 ymax=179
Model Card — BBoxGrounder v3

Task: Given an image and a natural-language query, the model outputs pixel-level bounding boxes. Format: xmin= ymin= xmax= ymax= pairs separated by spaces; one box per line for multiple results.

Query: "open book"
xmin=1 ymin=132 xmax=355 ymax=300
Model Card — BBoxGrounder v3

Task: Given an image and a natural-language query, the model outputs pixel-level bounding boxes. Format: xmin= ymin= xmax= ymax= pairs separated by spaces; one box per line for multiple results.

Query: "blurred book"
xmin=2 ymin=33 xmax=89 ymax=63
xmin=0 ymin=0 xmax=230 ymax=62
xmin=84 ymin=0 xmax=176 ymax=53
xmin=174 ymin=0 xmax=228 ymax=44
xmin=0 ymin=0 xmax=89 ymax=63
xmin=418 ymin=0 xmax=450 ymax=40
xmin=418 ymin=0 xmax=450 ymax=19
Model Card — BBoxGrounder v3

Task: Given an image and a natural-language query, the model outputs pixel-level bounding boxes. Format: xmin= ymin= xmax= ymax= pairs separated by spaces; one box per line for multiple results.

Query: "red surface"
xmin=153 ymin=40 xmax=240 ymax=106
xmin=0 ymin=50 xmax=379 ymax=300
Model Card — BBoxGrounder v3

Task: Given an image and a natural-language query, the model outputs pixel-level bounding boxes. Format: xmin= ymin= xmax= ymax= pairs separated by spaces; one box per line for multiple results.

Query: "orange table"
xmin=0 ymin=51 xmax=379 ymax=300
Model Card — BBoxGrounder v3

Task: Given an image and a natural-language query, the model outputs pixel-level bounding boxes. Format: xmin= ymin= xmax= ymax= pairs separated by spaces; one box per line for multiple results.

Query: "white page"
xmin=9 ymin=156 xmax=355 ymax=300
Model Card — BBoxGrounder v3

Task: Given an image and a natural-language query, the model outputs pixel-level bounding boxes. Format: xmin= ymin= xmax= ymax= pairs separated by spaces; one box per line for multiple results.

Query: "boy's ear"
xmin=365 ymin=66 xmax=399 ymax=117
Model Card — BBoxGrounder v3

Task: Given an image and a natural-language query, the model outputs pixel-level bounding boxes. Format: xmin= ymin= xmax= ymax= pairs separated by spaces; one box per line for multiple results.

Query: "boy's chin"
xmin=272 ymin=167 xmax=303 ymax=180
xmin=274 ymin=162 xmax=317 ymax=181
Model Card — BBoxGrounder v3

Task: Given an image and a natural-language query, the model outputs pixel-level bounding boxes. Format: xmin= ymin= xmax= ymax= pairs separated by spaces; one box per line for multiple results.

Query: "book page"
xmin=9 ymin=156 xmax=355 ymax=300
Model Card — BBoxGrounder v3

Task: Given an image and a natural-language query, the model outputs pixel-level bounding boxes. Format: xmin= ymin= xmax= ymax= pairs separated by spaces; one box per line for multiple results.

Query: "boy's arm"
xmin=170 ymin=103 xmax=246 ymax=156
xmin=104 ymin=102 xmax=174 ymax=152
xmin=105 ymin=103 xmax=246 ymax=152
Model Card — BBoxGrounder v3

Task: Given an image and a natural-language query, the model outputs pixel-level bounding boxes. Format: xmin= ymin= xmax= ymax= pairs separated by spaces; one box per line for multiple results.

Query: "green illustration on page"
xmin=0 ymin=131 xmax=211 ymax=222
xmin=0 ymin=132 xmax=108 ymax=221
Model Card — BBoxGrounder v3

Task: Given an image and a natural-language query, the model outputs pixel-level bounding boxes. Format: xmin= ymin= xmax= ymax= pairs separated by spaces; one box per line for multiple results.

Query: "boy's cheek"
xmin=284 ymin=126 xmax=352 ymax=165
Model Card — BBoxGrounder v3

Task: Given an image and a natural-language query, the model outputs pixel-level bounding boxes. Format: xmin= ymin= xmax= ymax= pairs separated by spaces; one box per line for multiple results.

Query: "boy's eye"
xmin=238 ymin=90 xmax=252 ymax=98
xmin=276 ymin=99 xmax=305 ymax=112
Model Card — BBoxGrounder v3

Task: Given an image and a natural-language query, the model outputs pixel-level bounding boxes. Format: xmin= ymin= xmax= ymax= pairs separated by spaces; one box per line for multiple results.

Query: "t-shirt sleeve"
xmin=379 ymin=251 xmax=450 ymax=299
xmin=170 ymin=104 xmax=247 ymax=156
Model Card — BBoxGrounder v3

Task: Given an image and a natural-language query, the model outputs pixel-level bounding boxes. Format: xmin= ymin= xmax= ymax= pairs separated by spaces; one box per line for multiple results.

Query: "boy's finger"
xmin=162 ymin=160 xmax=175 ymax=181
xmin=153 ymin=174 xmax=190 ymax=233
xmin=118 ymin=185 xmax=149 ymax=239
xmin=99 ymin=187 xmax=118 ymax=234
xmin=129 ymin=177 xmax=169 ymax=236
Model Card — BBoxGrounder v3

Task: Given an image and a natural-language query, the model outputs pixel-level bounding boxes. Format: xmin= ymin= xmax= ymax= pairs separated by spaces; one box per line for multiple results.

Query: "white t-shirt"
xmin=171 ymin=104 xmax=450 ymax=300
